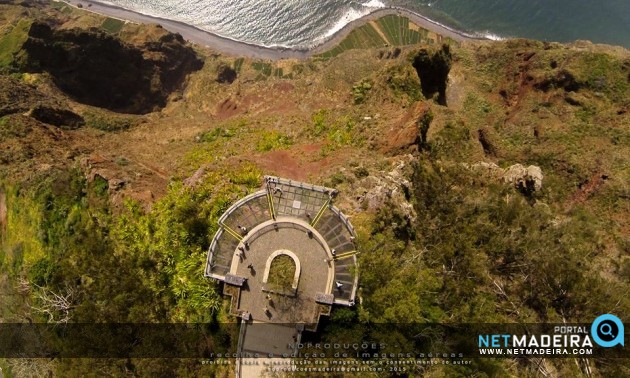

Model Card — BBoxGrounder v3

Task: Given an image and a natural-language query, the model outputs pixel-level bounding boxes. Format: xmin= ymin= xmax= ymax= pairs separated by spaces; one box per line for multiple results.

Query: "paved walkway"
xmin=234 ymin=220 xmax=331 ymax=324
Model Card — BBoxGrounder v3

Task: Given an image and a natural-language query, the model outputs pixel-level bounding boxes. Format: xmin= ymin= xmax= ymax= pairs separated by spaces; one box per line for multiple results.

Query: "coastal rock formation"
xmin=16 ymin=22 xmax=203 ymax=114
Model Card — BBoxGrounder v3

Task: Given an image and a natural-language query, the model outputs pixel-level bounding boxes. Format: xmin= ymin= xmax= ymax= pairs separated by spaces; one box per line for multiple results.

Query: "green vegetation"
xmin=251 ymin=61 xmax=292 ymax=79
xmin=101 ymin=18 xmax=125 ymax=34
xmin=267 ymin=254 xmax=296 ymax=291
xmin=256 ymin=130 xmax=292 ymax=152
xmin=1 ymin=164 xmax=262 ymax=318
xmin=1 ymin=163 xmax=262 ymax=374
xmin=83 ymin=111 xmax=136 ymax=132
xmin=0 ymin=115 xmax=31 ymax=143
xmin=251 ymin=61 xmax=272 ymax=80
xmin=0 ymin=19 xmax=31 ymax=68
xmin=351 ymin=79 xmax=372 ymax=104
xmin=50 ymin=1 xmax=73 ymax=14
xmin=318 ymin=23 xmax=387 ymax=59
xmin=197 ymin=126 xmax=236 ymax=143
xmin=307 ymin=110 xmax=362 ymax=153
xmin=314 ymin=156 xmax=629 ymax=376
xmin=316 ymin=15 xmax=451 ymax=59
xmin=385 ymin=64 xmax=423 ymax=103
xmin=233 ymin=57 xmax=244 ymax=73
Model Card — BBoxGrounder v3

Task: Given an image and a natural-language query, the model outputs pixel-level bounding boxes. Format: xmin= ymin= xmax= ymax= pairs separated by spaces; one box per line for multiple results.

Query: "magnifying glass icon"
xmin=600 ymin=323 xmax=614 ymax=337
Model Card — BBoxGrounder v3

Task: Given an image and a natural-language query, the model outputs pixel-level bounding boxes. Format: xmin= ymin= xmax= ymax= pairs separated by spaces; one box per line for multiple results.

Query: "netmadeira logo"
xmin=476 ymin=315 xmax=624 ymax=357
xmin=591 ymin=314 xmax=624 ymax=348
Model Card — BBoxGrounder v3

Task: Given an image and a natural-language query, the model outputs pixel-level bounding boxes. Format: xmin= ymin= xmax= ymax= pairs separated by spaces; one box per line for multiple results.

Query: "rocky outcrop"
xmin=503 ymin=164 xmax=543 ymax=195
xmin=352 ymin=158 xmax=417 ymax=222
xmin=16 ymin=22 xmax=203 ymax=114
xmin=469 ymin=162 xmax=544 ymax=196
xmin=381 ymin=102 xmax=432 ymax=155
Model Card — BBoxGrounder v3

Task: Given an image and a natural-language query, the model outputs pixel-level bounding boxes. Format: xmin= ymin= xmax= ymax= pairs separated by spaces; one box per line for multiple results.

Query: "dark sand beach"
xmin=63 ymin=1 xmax=478 ymax=59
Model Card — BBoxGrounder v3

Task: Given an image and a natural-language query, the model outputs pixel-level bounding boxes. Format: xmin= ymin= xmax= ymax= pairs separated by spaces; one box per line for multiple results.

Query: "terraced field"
xmin=317 ymin=14 xmax=449 ymax=59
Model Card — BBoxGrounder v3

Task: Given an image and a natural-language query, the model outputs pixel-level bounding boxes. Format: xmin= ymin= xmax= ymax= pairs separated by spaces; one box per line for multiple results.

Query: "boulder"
xmin=504 ymin=164 xmax=543 ymax=194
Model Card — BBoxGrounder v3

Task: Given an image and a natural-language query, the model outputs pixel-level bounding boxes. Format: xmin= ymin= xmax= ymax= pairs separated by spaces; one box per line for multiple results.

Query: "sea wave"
xmin=320 ymin=0 xmax=386 ymax=42
xmin=362 ymin=0 xmax=386 ymax=7
xmin=478 ymin=31 xmax=506 ymax=41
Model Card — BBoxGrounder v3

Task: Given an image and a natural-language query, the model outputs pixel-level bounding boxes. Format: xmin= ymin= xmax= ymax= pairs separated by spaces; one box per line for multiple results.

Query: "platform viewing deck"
xmin=205 ymin=176 xmax=359 ymax=376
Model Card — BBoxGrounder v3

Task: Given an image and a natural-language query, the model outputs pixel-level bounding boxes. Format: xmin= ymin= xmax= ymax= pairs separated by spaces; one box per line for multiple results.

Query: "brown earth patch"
xmin=565 ymin=171 xmax=609 ymax=210
xmin=0 ymin=190 xmax=7 ymax=238
xmin=273 ymin=82 xmax=295 ymax=92
xmin=216 ymin=98 xmax=240 ymax=119
xmin=253 ymin=148 xmax=334 ymax=182
xmin=301 ymin=143 xmax=323 ymax=153
xmin=378 ymin=102 xmax=430 ymax=155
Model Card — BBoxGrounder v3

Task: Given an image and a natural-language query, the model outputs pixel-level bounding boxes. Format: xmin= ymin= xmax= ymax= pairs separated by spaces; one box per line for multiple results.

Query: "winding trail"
xmin=64 ymin=1 xmax=482 ymax=60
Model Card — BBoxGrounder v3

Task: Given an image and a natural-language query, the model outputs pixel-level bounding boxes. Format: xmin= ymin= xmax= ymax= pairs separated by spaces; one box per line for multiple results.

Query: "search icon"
xmin=599 ymin=323 xmax=615 ymax=337
xmin=592 ymin=314 xmax=624 ymax=347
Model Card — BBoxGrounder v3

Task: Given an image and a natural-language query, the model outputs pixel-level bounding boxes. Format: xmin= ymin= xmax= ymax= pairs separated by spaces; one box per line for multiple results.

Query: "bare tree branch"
xmin=28 ymin=283 xmax=75 ymax=324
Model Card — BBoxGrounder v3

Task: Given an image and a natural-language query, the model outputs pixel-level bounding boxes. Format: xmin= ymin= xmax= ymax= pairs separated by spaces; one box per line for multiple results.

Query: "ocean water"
xmin=95 ymin=0 xmax=630 ymax=48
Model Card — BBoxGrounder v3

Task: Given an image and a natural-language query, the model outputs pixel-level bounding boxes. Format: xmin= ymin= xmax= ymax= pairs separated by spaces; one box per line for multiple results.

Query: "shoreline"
xmin=61 ymin=1 xmax=483 ymax=60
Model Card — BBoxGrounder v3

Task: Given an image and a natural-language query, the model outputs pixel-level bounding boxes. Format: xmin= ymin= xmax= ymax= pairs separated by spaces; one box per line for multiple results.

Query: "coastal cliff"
xmin=14 ymin=21 xmax=203 ymax=114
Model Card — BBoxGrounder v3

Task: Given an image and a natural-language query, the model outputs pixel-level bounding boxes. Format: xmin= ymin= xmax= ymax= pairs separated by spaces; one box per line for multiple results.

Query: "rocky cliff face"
xmin=16 ymin=22 xmax=203 ymax=114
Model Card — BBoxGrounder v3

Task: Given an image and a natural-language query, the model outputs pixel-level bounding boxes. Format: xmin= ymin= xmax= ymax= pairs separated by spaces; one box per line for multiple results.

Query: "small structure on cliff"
xmin=205 ymin=176 xmax=358 ymax=375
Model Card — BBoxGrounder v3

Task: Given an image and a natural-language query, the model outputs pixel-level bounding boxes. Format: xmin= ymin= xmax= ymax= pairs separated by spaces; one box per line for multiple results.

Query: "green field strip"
xmin=356 ymin=25 xmax=375 ymax=47
xmin=327 ymin=45 xmax=344 ymax=58
xmin=411 ymin=29 xmax=420 ymax=44
xmin=252 ymin=62 xmax=273 ymax=76
xmin=344 ymin=30 xmax=359 ymax=50
xmin=378 ymin=16 xmax=393 ymax=44
xmin=362 ymin=23 xmax=387 ymax=46
xmin=402 ymin=17 xmax=410 ymax=44
xmin=354 ymin=26 xmax=374 ymax=47
xmin=375 ymin=17 xmax=394 ymax=45
xmin=316 ymin=15 xmax=448 ymax=59
xmin=401 ymin=18 xmax=407 ymax=44
xmin=101 ymin=18 xmax=124 ymax=34
xmin=384 ymin=15 xmax=400 ymax=45
xmin=339 ymin=37 xmax=354 ymax=51
xmin=349 ymin=29 xmax=364 ymax=49
xmin=233 ymin=58 xmax=244 ymax=72
xmin=391 ymin=15 xmax=401 ymax=45
xmin=421 ymin=28 xmax=429 ymax=40
xmin=396 ymin=15 xmax=403 ymax=44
